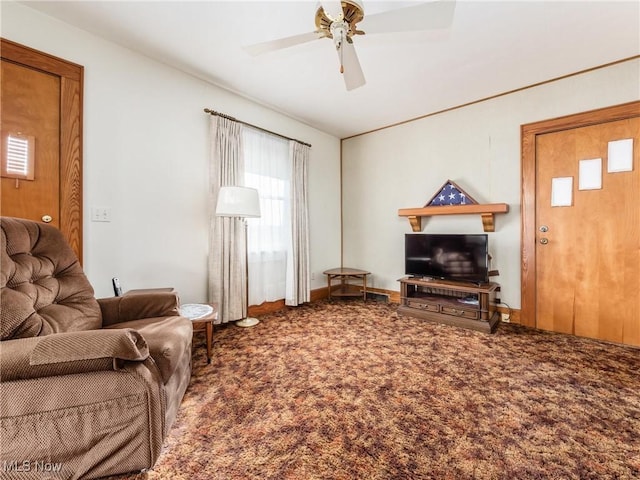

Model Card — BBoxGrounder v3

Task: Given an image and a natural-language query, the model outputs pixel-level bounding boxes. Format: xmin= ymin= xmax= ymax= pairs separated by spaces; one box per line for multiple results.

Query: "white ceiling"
xmin=22 ymin=1 xmax=640 ymax=138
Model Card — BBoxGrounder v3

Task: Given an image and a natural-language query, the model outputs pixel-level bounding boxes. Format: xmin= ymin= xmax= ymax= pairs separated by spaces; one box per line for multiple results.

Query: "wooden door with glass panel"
xmin=0 ymin=39 xmax=83 ymax=261
xmin=1 ymin=59 xmax=60 ymax=226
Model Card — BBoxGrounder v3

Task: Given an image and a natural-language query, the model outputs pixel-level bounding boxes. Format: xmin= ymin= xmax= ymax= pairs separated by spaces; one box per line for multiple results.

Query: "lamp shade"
xmin=215 ymin=186 xmax=261 ymax=218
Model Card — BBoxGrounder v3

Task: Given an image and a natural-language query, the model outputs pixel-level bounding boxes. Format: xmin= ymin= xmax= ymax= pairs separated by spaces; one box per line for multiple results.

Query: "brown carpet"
xmin=117 ymin=300 xmax=640 ymax=479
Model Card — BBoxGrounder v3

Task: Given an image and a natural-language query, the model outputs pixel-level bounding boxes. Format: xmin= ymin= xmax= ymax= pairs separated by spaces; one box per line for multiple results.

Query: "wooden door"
xmin=522 ymin=102 xmax=640 ymax=347
xmin=0 ymin=39 xmax=84 ymax=261
xmin=1 ymin=60 xmax=61 ymax=227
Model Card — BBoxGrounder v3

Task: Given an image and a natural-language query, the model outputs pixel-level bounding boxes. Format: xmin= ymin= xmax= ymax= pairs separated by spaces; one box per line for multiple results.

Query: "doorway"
xmin=521 ymin=101 xmax=640 ymax=346
xmin=0 ymin=38 xmax=84 ymax=261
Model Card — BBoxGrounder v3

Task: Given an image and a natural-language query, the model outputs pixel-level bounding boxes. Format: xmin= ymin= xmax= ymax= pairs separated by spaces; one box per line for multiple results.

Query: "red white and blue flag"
xmin=427 ymin=180 xmax=477 ymax=206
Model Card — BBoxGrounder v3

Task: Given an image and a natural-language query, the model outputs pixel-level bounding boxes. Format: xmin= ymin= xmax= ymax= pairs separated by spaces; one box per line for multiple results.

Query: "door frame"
xmin=1 ymin=38 xmax=84 ymax=262
xmin=520 ymin=100 xmax=640 ymax=328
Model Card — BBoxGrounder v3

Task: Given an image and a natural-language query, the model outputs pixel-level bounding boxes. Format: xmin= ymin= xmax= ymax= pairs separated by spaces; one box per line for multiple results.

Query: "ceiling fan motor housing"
xmin=315 ymin=0 xmax=365 ymax=41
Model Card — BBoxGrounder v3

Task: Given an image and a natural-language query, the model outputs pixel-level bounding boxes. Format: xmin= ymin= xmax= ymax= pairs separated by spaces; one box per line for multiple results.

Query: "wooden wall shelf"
xmin=398 ymin=203 xmax=509 ymax=232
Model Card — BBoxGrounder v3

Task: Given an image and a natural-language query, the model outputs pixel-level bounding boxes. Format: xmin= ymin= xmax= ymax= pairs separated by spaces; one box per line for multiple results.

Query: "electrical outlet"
xmin=501 ymin=312 xmax=510 ymax=323
xmin=311 ymin=272 xmax=316 ymax=280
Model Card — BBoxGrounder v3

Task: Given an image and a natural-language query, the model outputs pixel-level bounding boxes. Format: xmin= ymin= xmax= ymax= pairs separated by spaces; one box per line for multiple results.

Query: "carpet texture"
xmin=114 ymin=300 xmax=640 ymax=480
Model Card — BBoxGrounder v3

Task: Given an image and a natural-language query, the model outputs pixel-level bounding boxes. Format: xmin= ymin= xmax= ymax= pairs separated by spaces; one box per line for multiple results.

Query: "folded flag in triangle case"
xmin=428 ymin=181 xmax=472 ymax=206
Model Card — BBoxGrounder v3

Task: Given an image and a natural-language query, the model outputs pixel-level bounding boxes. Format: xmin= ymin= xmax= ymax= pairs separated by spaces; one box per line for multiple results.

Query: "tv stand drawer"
xmin=440 ymin=306 xmax=480 ymax=320
xmin=404 ymin=298 xmax=440 ymax=312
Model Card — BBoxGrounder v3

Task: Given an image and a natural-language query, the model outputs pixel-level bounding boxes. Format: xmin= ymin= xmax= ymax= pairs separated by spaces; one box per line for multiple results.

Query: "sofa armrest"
xmin=98 ymin=292 xmax=181 ymax=327
xmin=0 ymin=328 xmax=149 ymax=381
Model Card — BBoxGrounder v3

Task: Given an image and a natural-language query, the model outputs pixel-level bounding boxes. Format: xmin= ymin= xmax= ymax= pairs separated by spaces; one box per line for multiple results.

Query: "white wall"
xmin=341 ymin=58 xmax=640 ymax=310
xmin=2 ymin=1 xmax=342 ymax=302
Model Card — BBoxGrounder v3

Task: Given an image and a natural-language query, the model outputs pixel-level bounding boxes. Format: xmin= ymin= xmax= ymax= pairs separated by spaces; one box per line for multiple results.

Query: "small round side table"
xmin=179 ymin=303 xmax=218 ymax=364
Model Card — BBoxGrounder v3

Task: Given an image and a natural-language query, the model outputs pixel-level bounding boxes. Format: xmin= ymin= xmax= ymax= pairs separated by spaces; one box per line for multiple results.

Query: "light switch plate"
xmin=91 ymin=207 xmax=111 ymax=222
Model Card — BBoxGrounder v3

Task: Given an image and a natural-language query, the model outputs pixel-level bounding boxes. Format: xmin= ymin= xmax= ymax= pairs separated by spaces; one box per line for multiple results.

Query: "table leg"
xmin=206 ymin=322 xmax=213 ymax=364
xmin=327 ymin=275 xmax=332 ymax=300
xmin=363 ymin=274 xmax=367 ymax=301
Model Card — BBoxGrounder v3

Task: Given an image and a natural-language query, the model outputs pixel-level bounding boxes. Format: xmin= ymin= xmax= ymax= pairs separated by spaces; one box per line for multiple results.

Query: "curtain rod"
xmin=204 ymin=108 xmax=311 ymax=148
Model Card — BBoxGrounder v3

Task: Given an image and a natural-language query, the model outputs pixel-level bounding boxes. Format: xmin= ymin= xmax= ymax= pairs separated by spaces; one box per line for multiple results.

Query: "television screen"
xmin=405 ymin=234 xmax=489 ymax=284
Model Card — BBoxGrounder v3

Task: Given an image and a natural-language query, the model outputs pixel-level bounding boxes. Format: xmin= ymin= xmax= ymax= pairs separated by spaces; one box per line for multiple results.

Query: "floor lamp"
xmin=215 ymin=186 xmax=261 ymax=327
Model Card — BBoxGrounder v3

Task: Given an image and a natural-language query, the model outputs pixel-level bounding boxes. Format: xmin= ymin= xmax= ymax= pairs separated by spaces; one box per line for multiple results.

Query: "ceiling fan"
xmin=244 ymin=1 xmax=457 ymax=91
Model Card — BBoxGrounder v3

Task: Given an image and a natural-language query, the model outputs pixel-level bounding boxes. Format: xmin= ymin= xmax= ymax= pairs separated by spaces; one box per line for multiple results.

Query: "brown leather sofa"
xmin=0 ymin=217 xmax=193 ymax=479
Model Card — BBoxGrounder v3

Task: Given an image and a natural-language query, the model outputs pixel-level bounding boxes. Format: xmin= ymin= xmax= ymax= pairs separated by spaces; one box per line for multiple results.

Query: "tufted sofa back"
xmin=1 ymin=217 xmax=102 ymax=340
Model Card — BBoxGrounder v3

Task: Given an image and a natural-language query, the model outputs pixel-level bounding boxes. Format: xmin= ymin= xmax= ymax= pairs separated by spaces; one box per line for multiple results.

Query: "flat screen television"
xmin=405 ymin=233 xmax=489 ymax=284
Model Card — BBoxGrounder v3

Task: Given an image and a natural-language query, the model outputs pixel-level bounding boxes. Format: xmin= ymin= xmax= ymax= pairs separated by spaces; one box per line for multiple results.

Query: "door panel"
xmin=535 ymin=117 xmax=640 ymax=346
xmin=0 ymin=38 xmax=83 ymax=261
xmin=1 ymin=60 xmax=61 ymax=226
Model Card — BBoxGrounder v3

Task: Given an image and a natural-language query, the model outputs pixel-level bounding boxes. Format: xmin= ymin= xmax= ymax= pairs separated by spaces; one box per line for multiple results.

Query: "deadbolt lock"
xmin=540 ymin=238 xmax=549 ymax=245
xmin=539 ymin=225 xmax=549 ymax=232
xmin=41 ymin=215 xmax=53 ymax=223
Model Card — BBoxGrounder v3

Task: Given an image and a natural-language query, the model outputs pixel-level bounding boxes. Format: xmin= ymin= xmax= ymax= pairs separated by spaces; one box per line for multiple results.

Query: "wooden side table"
xmin=323 ymin=267 xmax=370 ymax=301
xmin=180 ymin=304 xmax=218 ymax=364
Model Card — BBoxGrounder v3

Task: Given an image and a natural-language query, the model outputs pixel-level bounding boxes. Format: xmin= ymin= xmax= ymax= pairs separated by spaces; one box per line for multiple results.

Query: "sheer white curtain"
xmin=243 ymin=127 xmax=291 ymax=305
xmin=208 ymin=116 xmax=246 ymax=323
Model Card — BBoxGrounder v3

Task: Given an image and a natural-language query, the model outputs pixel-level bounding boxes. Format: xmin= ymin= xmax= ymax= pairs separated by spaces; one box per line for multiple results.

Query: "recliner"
xmin=0 ymin=216 xmax=193 ymax=479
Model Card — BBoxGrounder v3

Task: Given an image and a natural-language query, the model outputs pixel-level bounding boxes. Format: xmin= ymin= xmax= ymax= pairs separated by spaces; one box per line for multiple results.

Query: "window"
xmin=243 ymin=127 xmax=291 ymax=304
xmin=1 ymin=133 xmax=35 ymax=180
xmin=244 ymin=172 xmax=287 ymax=252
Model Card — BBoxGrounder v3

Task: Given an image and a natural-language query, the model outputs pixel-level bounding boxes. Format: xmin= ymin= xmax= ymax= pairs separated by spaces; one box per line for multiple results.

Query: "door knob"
xmin=540 ymin=238 xmax=549 ymax=245
xmin=41 ymin=215 xmax=52 ymax=223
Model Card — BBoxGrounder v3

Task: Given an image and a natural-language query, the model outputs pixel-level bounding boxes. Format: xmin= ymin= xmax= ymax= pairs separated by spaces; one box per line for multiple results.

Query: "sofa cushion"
xmin=105 ymin=316 xmax=193 ymax=384
xmin=1 ymin=217 xmax=101 ymax=340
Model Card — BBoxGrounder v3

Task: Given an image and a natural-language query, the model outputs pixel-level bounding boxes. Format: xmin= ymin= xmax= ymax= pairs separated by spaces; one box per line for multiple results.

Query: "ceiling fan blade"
xmin=244 ymin=31 xmax=324 ymax=56
xmin=338 ymin=41 xmax=366 ymax=91
xmin=321 ymin=0 xmax=344 ymax=21
xmin=359 ymin=0 xmax=456 ymax=34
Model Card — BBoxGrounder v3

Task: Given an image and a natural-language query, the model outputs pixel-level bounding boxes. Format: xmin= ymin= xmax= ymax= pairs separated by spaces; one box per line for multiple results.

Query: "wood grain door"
xmin=522 ymin=102 xmax=640 ymax=347
xmin=1 ymin=59 xmax=61 ymax=227
xmin=0 ymin=39 xmax=84 ymax=261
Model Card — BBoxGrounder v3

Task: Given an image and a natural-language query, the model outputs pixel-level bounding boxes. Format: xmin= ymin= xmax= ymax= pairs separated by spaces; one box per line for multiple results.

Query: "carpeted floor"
xmin=117 ymin=300 xmax=640 ymax=480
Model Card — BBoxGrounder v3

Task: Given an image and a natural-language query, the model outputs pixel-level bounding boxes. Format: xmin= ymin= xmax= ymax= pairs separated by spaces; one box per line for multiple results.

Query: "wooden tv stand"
xmin=398 ymin=277 xmax=500 ymax=333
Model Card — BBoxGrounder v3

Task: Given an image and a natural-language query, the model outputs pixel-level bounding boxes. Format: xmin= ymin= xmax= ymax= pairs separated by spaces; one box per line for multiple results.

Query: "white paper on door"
xmin=551 ymin=177 xmax=573 ymax=207
xmin=608 ymin=138 xmax=633 ymax=173
xmin=578 ymin=158 xmax=602 ymax=190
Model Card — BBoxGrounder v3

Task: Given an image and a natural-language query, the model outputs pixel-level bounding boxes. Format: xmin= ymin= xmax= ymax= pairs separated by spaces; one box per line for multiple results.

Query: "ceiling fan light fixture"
xmin=315 ymin=0 xmax=365 ymax=40
xmin=330 ymin=21 xmax=347 ymax=49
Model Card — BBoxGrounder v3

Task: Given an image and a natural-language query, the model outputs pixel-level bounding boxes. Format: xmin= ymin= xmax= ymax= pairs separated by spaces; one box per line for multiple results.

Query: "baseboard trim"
xmin=496 ymin=305 xmax=521 ymax=324
xmin=248 ymin=286 xmax=521 ymax=325
xmin=367 ymin=287 xmax=400 ymax=304
xmin=248 ymin=286 xmax=330 ymax=317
